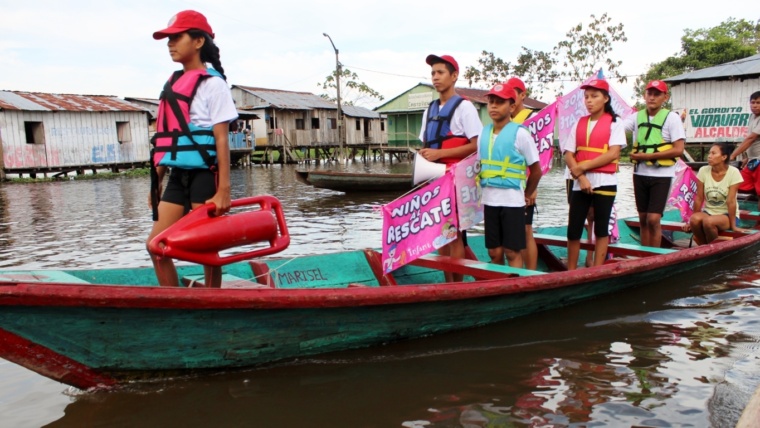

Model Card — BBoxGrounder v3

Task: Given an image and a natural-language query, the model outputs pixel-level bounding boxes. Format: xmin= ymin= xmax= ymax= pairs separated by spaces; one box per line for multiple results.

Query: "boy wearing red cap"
xmin=419 ymin=54 xmax=482 ymax=281
xmin=505 ymin=77 xmax=541 ymax=269
xmin=623 ymin=80 xmax=685 ymax=247
xmin=479 ymin=84 xmax=542 ymax=268
xmin=730 ymin=91 xmax=760 ymax=216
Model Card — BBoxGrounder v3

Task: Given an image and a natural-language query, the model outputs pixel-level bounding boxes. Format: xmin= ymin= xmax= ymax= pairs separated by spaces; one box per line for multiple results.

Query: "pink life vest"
xmin=151 ymin=68 xmax=219 ymax=169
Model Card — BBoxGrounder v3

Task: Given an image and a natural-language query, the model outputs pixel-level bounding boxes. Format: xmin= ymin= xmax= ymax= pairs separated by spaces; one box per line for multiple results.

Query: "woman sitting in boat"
xmin=683 ymin=143 xmax=748 ymax=244
xmin=562 ymin=79 xmax=626 ymax=269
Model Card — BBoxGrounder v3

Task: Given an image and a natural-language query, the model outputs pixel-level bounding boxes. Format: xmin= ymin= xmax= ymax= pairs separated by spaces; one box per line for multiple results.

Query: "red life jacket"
xmin=574 ymin=113 xmax=617 ymax=174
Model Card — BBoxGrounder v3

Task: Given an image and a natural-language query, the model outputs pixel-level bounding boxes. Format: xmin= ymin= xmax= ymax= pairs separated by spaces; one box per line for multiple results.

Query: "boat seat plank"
xmin=363 ymin=249 xmax=397 ymax=286
xmin=624 ymin=219 xmax=755 ymax=239
xmin=249 ymin=250 xmax=381 ymax=289
xmin=0 ymin=270 xmax=90 ymax=284
xmin=409 ymin=254 xmax=543 ymax=280
xmin=533 ymin=233 xmax=676 ymax=257
xmin=740 ymin=210 xmax=760 ymax=221
xmin=181 ymin=274 xmax=271 ymax=289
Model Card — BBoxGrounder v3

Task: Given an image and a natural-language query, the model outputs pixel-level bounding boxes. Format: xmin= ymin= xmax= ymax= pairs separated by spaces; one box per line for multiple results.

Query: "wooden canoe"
xmin=295 ymin=170 xmax=413 ymax=192
xmin=1 ymin=214 xmax=759 ymax=390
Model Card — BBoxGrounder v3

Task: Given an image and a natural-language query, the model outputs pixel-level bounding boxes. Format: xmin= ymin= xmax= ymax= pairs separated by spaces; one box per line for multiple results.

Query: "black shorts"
xmin=633 ymin=175 xmax=672 ymax=215
xmin=161 ymin=168 xmax=217 ymax=208
xmin=566 ymin=179 xmax=574 ymax=204
xmin=567 ymin=185 xmax=617 ymax=241
xmin=525 ymin=204 xmax=536 ymax=225
xmin=484 ymin=205 xmax=526 ymax=251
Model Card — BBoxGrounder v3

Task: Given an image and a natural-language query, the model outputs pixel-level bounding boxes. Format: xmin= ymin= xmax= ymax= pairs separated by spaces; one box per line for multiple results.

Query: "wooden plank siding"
xmin=231 ymin=86 xmax=386 ymax=148
xmin=1 ymin=110 xmax=150 ymax=170
xmin=670 ymin=77 xmax=760 ymax=145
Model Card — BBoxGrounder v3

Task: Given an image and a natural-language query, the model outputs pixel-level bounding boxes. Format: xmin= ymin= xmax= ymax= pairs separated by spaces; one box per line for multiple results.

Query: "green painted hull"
xmin=1 ymin=215 xmax=759 ymax=389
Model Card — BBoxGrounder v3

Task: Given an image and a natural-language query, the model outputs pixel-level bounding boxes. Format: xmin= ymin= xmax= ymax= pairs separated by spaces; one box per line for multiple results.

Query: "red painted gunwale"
xmin=1 ymin=232 xmax=757 ymax=310
xmin=0 ymin=328 xmax=117 ymax=389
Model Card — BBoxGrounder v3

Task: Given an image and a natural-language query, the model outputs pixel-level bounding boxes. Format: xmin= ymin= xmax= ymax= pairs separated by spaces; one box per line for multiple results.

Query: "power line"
xmin=343 ymin=64 xmax=427 ymax=80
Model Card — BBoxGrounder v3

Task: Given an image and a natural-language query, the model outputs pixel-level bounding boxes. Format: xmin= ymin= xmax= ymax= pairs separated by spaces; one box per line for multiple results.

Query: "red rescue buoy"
xmin=149 ymin=195 xmax=290 ymax=266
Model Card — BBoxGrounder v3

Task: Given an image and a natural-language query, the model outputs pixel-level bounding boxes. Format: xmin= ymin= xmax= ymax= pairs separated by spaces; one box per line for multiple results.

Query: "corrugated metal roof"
xmin=341 ymin=105 xmax=381 ymax=119
xmin=0 ymin=91 xmax=147 ymax=112
xmin=124 ymin=97 xmax=259 ymax=119
xmin=234 ymin=85 xmax=336 ymax=110
xmin=665 ymin=54 xmax=760 ymax=83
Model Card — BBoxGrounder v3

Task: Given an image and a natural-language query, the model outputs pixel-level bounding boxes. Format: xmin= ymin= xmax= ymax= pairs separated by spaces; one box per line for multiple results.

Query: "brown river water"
xmin=1 ymin=162 xmax=760 ymax=427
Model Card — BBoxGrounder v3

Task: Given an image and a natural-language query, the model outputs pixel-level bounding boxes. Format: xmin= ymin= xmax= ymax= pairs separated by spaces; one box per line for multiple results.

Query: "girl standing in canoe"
xmin=147 ymin=10 xmax=238 ymax=287
xmin=562 ymin=79 xmax=626 ymax=269
xmin=684 ymin=143 xmax=747 ymax=244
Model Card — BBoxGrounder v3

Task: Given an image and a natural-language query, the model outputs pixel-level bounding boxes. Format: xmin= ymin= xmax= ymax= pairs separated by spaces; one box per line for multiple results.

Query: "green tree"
xmin=635 ymin=18 xmax=760 ymax=98
xmin=318 ymin=68 xmax=384 ymax=107
xmin=552 ymin=13 xmax=628 ymax=90
xmin=463 ymin=13 xmax=627 ymax=98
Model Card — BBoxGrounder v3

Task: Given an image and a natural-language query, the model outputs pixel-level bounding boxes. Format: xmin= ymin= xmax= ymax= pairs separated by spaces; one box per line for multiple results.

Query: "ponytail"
xmin=188 ymin=30 xmax=227 ymax=81
xmin=601 ymin=91 xmax=618 ymax=122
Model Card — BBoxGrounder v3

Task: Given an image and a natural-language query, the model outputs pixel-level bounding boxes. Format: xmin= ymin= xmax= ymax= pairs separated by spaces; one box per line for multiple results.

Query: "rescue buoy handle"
xmin=149 ymin=195 xmax=291 ymax=266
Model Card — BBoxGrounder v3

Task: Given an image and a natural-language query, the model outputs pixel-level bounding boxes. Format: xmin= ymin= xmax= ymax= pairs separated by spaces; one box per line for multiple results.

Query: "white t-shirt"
xmin=419 ymin=98 xmax=482 ymax=142
xmin=745 ymin=114 xmax=760 ymax=159
xmin=479 ymin=126 xmax=539 ymax=207
xmin=564 ymin=118 xmax=627 ymax=190
xmin=189 ymin=76 xmax=239 ymax=128
xmin=623 ymin=111 xmax=686 ymax=177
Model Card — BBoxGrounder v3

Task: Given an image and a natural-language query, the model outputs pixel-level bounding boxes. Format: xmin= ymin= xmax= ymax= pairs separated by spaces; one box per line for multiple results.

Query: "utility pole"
xmin=323 ymin=32 xmax=344 ymax=162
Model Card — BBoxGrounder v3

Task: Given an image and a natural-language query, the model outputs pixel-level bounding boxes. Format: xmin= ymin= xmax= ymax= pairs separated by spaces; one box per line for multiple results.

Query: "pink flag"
xmin=523 ymin=102 xmax=558 ymax=174
xmin=667 ymin=159 xmax=699 ymax=222
xmin=382 ymin=172 xmax=458 ymax=273
xmin=557 ymin=70 xmax=636 ymax=152
xmin=452 ymin=154 xmax=484 ymax=231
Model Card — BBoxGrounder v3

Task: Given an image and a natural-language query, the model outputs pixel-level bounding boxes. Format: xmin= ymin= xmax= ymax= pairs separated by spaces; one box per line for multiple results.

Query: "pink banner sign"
xmin=523 ymin=102 xmax=558 ymax=174
xmin=382 ymin=173 xmax=458 ymax=273
xmin=557 ymin=71 xmax=635 ymax=152
xmin=453 ymin=154 xmax=484 ymax=231
xmin=667 ymin=159 xmax=699 ymax=222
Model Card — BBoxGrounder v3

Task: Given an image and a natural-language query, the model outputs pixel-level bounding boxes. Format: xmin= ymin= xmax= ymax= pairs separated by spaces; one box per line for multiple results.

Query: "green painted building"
xmin=374 ymin=83 xmax=546 ymax=147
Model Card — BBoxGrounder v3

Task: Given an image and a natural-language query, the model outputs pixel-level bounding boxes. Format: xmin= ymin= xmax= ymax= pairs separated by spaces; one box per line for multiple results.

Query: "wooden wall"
xmin=670 ymin=77 xmax=760 ymax=144
xmin=0 ymin=110 xmax=150 ymax=170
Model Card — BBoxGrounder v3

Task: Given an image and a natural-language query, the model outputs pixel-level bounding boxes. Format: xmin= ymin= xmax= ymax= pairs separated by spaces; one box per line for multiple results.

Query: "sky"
xmin=0 ymin=0 xmax=753 ymax=109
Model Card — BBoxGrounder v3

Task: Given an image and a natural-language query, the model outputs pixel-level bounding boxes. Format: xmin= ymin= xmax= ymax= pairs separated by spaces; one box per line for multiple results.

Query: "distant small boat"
xmin=295 ymin=170 xmax=413 ymax=192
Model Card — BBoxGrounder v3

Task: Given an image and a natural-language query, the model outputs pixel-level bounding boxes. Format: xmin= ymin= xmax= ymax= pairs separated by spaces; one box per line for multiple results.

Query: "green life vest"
xmin=634 ymin=109 xmax=675 ymax=167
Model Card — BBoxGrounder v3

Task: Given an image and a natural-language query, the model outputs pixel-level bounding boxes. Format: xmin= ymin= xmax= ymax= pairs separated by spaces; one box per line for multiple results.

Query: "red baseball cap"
xmin=646 ymin=80 xmax=669 ymax=93
xmin=486 ymin=83 xmax=517 ymax=101
xmin=580 ymin=79 xmax=610 ymax=92
xmin=426 ymin=54 xmax=459 ymax=73
xmin=153 ymin=10 xmax=215 ymax=40
xmin=507 ymin=77 xmax=526 ymax=93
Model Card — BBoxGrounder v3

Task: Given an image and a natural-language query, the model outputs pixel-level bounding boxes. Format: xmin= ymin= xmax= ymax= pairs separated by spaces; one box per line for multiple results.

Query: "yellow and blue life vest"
xmin=478 ymin=122 xmax=527 ymax=190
